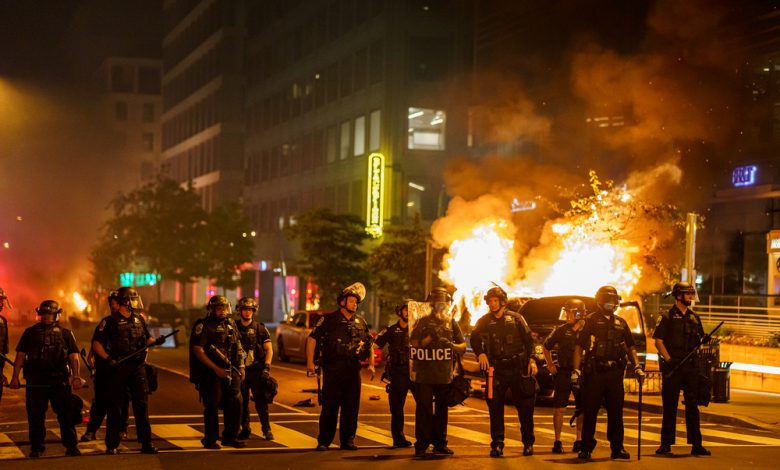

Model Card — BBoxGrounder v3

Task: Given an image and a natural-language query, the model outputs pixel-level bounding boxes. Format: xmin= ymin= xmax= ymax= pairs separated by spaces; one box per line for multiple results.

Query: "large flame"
xmin=73 ymin=291 xmax=89 ymax=312
xmin=439 ymin=175 xmax=645 ymax=324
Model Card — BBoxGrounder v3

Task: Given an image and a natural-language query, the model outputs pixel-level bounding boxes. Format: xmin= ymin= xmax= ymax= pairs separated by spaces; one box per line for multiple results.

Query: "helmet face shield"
xmin=116 ymin=287 xmax=143 ymax=312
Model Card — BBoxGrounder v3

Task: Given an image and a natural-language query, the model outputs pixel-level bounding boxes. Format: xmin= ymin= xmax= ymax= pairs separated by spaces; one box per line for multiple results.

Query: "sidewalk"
xmin=624 ymin=387 xmax=780 ymax=431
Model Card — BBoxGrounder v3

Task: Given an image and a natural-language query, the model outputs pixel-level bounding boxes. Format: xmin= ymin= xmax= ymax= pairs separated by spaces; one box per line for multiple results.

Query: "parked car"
xmin=275 ymin=310 xmax=382 ymax=366
xmin=462 ymin=295 xmax=647 ymax=402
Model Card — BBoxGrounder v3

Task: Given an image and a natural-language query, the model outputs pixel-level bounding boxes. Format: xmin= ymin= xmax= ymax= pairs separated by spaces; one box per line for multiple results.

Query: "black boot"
xmin=552 ymin=440 xmax=563 ymax=454
xmin=656 ymin=444 xmax=672 ymax=455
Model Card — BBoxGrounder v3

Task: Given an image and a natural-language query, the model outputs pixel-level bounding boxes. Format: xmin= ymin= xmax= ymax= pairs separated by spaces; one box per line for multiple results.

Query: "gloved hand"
xmin=662 ymin=357 xmax=679 ymax=370
xmin=153 ymin=336 xmax=166 ymax=346
xmin=634 ymin=365 xmax=646 ymax=381
xmin=261 ymin=364 xmax=271 ymax=379
xmin=570 ymin=369 xmax=581 ymax=391
xmin=105 ymin=358 xmax=118 ymax=368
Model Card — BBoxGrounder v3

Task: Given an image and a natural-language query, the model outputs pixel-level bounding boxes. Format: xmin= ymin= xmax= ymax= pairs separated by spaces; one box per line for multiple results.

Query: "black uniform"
xmin=374 ymin=321 xmax=412 ymax=446
xmin=472 ymin=310 xmax=536 ymax=449
xmin=653 ymin=306 xmax=705 ymax=447
xmin=93 ymin=311 xmax=154 ymax=451
xmin=236 ymin=320 xmax=272 ymax=436
xmin=0 ymin=314 xmax=8 ymax=403
xmin=309 ymin=310 xmax=372 ymax=448
xmin=190 ymin=316 xmax=244 ymax=446
xmin=15 ymin=322 xmax=80 ymax=453
xmin=577 ymin=311 xmax=635 ymax=454
xmin=84 ymin=323 xmax=129 ymax=437
xmin=544 ymin=322 xmax=581 ymax=409
xmin=409 ymin=315 xmax=464 ymax=453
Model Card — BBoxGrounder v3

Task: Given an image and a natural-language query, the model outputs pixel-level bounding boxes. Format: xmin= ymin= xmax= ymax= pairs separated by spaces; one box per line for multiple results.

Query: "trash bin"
xmin=712 ymin=361 xmax=733 ymax=403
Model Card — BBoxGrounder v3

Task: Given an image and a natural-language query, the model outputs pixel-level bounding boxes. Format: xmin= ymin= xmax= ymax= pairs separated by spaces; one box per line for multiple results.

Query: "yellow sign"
xmin=366 ymin=152 xmax=385 ymax=237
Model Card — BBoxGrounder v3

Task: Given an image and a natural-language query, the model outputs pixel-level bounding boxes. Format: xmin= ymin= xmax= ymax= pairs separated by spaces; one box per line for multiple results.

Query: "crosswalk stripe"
xmin=699 ymin=428 xmax=780 ymax=446
xmin=153 ymin=424 xmax=204 ymax=450
xmin=595 ymin=423 xmax=661 ymax=443
xmin=0 ymin=433 xmax=25 ymax=460
xmin=267 ymin=423 xmax=319 ymax=449
xmin=532 ymin=425 xmax=579 ymax=441
xmin=446 ymin=424 xmax=520 ymax=447
xmin=355 ymin=424 xmax=395 ymax=446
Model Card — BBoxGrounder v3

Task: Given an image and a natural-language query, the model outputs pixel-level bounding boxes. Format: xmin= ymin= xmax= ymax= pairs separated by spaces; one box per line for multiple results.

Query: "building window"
xmin=408 ymin=107 xmax=445 ymax=150
xmin=326 ymin=126 xmax=337 ymax=163
xmin=353 ymin=115 xmax=365 ymax=156
xmin=369 ymin=109 xmax=381 ymax=150
xmin=142 ymin=103 xmax=155 ymax=122
xmin=111 ymin=65 xmax=134 ymax=92
xmin=115 ymin=101 xmax=128 ymax=121
xmin=409 ymin=36 xmax=449 ymax=81
xmin=138 ymin=66 xmax=161 ymax=94
xmin=340 ymin=121 xmax=351 ymax=160
xmin=369 ymin=39 xmax=384 ymax=84
xmin=142 ymin=132 xmax=154 ymax=152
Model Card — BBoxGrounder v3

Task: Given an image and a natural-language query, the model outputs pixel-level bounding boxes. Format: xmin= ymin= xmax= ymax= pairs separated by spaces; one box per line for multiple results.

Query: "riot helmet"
xmin=559 ymin=298 xmax=587 ymax=321
xmin=116 ymin=287 xmax=144 ymax=312
xmin=672 ymin=281 xmax=696 ymax=306
xmin=207 ymin=295 xmax=231 ymax=318
xmin=484 ymin=286 xmax=508 ymax=312
xmin=395 ymin=299 xmax=413 ymax=319
xmin=36 ymin=300 xmax=62 ymax=322
xmin=236 ymin=297 xmax=258 ymax=320
xmin=337 ymin=282 xmax=366 ymax=304
xmin=426 ymin=287 xmax=452 ymax=317
xmin=595 ymin=285 xmax=621 ymax=313
xmin=107 ymin=290 xmax=119 ymax=312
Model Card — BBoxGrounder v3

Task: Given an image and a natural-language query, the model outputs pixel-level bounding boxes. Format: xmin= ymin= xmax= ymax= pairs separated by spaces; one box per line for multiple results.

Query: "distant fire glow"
xmin=73 ymin=291 xmax=89 ymax=312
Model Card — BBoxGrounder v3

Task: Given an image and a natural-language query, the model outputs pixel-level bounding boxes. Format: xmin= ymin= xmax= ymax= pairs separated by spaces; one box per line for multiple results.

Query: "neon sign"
xmin=366 ymin=152 xmax=385 ymax=237
xmin=120 ymin=272 xmax=161 ymax=287
xmin=732 ymin=165 xmax=757 ymax=187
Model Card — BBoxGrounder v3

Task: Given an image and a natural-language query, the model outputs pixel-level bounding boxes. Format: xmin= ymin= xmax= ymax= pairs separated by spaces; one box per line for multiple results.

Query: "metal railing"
xmin=643 ymin=295 xmax=780 ymax=339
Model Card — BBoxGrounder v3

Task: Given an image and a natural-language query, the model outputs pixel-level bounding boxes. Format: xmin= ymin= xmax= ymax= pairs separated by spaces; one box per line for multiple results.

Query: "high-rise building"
xmin=160 ymin=0 xmax=246 ymax=212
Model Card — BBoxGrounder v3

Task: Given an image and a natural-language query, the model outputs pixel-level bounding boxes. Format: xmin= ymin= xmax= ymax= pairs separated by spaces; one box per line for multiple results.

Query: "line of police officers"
xmin=0 ymin=281 xmax=712 ymax=460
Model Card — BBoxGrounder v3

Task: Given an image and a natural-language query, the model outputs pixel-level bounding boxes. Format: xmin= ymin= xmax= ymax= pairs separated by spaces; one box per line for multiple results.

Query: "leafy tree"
xmin=91 ymin=177 xmax=209 ymax=302
xmin=366 ymin=215 xmax=429 ymax=321
xmin=284 ymin=208 xmax=370 ymax=310
xmin=205 ymin=202 xmax=255 ymax=293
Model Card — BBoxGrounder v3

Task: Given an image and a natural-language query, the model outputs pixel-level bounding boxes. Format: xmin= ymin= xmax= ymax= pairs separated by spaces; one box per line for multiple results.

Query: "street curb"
xmin=623 ymin=398 xmax=773 ymax=431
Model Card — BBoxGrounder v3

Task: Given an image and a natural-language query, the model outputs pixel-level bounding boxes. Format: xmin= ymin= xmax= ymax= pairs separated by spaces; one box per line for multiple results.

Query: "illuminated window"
xmin=354 ymin=116 xmax=365 ymax=156
xmin=408 ymin=107 xmax=445 ymax=150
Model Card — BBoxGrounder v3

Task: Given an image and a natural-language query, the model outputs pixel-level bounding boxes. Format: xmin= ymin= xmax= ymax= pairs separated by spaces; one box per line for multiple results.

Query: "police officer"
xmin=653 ymin=282 xmax=710 ymax=456
xmin=92 ymin=287 xmax=161 ymax=454
xmin=191 ymin=295 xmax=246 ymax=449
xmin=81 ymin=291 xmax=130 ymax=442
xmin=472 ymin=286 xmax=537 ymax=457
xmin=0 ymin=288 xmax=10 ymax=401
xmin=374 ymin=299 xmax=413 ymax=448
xmin=10 ymin=300 xmax=83 ymax=458
xmin=306 ymin=282 xmax=375 ymax=451
xmin=410 ymin=287 xmax=466 ymax=458
xmin=542 ymin=298 xmax=586 ymax=454
xmin=572 ymin=286 xmax=644 ymax=460
xmin=235 ymin=297 xmax=274 ymax=441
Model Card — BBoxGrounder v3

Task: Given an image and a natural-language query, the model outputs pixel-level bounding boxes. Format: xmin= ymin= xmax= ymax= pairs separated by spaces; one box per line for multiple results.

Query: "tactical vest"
xmin=387 ymin=325 xmax=410 ymax=370
xmin=664 ymin=309 xmax=701 ymax=358
xmin=322 ymin=315 xmax=370 ymax=362
xmin=238 ymin=321 xmax=265 ymax=366
xmin=25 ymin=324 xmax=68 ymax=376
xmin=107 ymin=313 xmax=147 ymax=357
xmin=586 ymin=313 xmax=627 ymax=362
xmin=485 ymin=313 xmax=527 ymax=363
xmin=550 ymin=324 xmax=579 ymax=369
xmin=204 ymin=318 xmax=240 ymax=364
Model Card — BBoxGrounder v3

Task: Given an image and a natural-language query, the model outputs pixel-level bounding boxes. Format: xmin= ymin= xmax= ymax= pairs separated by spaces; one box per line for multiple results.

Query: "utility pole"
xmin=425 ymin=239 xmax=433 ymax=296
xmin=684 ymin=212 xmax=698 ymax=300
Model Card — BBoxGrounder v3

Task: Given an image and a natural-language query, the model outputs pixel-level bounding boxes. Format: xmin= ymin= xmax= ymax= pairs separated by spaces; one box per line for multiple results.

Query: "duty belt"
xmin=493 ymin=354 xmax=526 ymax=370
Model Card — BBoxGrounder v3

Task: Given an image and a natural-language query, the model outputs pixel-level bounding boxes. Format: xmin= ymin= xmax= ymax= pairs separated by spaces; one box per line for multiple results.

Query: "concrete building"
xmin=94 ymin=57 xmax=163 ymax=185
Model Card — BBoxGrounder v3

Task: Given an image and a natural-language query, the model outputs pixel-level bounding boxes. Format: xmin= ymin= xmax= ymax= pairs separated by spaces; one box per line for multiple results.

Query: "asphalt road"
xmin=2 ymin=357 xmax=780 ymax=469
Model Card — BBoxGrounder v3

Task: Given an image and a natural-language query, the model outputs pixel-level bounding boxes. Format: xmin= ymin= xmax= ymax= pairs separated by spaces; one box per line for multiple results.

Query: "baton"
xmin=80 ymin=348 xmax=95 ymax=378
xmin=113 ymin=329 xmax=180 ymax=367
xmin=0 ymin=352 xmax=14 ymax=367
xmin=637 ymin=371 xmax=644 ymax=460
xmin=664 ymin=321 xmax=723 ymax=379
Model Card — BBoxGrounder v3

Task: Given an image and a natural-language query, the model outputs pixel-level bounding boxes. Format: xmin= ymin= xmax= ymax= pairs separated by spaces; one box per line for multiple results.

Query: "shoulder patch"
xmin=98 ymin=320 xmax=106 ymax=331
xmin=195 ymin=323 xmax=204 ymax=335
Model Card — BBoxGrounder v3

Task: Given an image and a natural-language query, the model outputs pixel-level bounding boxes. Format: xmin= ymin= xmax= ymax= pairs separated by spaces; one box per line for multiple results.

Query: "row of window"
xmin=110 ymin=64 xmax=161 ymax=95
xmin=161 ymin=137 xmax=217 ymax=183
xmin=163 ymin=0 xmax=226 ymax=72
xmin=248 ymin=180 xmax=364 ymax=233
xmin=246 ymin=0 xmax=385 ymax=81
xmin=163 ymin=45 xmax=221 ymax=111
xmin=246 ymin=110 xmax=380 ymax=185
xmin=115 ymin=101 xmax=157 ymax=123
xmin=247 ymin=40 xmax=383 ymax=132
xmin=162 ymin=95 xmax=218 ymax=150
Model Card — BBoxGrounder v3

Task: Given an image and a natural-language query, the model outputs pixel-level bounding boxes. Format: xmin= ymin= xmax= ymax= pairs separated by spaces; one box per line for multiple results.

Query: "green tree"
xmin=367 ymin=216 xmax=429 ymax=320
xmin=205 ymin=201 xmax=255 ymax=293
xmin=91 ymin=177 xmax=209 ymax=302
xmin=284 ymin=208 xmax=370 ymax=310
